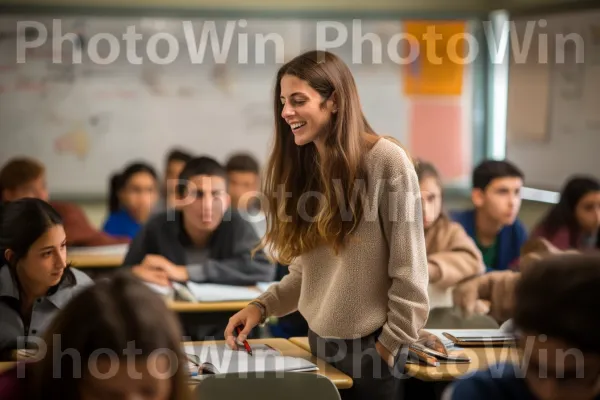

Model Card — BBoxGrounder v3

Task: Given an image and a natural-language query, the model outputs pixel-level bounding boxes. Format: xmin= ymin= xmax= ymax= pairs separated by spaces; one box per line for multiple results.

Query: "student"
xmin=445 ymin=253 xmax=600 ymax=400
xmin=530 ymin=176 xmax=600 ymax=251
xmin=123 ymin=156 xmax=274 ymax=287
xmin=416 ymin=160 xmax=484 ymax=313
xmin=103 ymin=162 xmax=159 ymax=240
xmin=0 ymin=198 xmax=92 ymax=360
xmin=453 ymin=237 xmax=580 ymax=325
xmin=225 ymin=153 xmax=266 ymax=238
xmin=224 ymin=50 xmax=429 ymax=400
xmin=0 ymin=272 xmax=192 ymax=400
xmin=158 ymin=149 xmax=193 ymax=212
xmin=0 ymin=157 xmax=130 ymax=247
xmin=452 ymin=160 xmax=527 ymax=272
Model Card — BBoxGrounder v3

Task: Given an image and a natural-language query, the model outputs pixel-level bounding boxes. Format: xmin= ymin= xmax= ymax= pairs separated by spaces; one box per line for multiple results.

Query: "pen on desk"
xmin=236 ymin=326 xmax=253 ymax=356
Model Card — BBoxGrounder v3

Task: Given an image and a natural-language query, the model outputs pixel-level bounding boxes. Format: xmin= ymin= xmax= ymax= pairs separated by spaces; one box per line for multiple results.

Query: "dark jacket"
xmin=122 ymin=209 xmax=275 ymax=285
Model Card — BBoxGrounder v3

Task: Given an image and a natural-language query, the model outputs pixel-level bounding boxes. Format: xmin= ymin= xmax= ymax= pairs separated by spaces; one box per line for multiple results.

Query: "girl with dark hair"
xmin=225 ymin=50 xmax=429 ymax=399
xmin=0 ymin=198 xmax=92 ymax=359
xmin=414 ymin=160 xmax=484 ymax=319
xmin=531 ymin=176 xmax=600 ymax=251
xmin=0 ymin=271 xmax=192 ymax=400
xmin=103 ymin=162 xmax=159 ymax=240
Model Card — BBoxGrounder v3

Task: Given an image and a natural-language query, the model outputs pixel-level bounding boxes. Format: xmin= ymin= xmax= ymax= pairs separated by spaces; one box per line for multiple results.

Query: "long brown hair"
xmin=259 ymin=50 xmax=378 ymax=264
xmin=25 ymin=271 xmax=191 ymax=400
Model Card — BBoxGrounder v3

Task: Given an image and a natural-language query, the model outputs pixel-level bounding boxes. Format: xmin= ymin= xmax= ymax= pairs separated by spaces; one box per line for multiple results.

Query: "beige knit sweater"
xmin=256 ymin=138 xmax=430 ymax=356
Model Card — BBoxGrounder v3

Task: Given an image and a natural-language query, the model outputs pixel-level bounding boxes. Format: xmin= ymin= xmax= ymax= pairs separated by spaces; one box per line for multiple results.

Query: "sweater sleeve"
xmin=377 ymin=153 xmax=430 ymax=356
xmin=428 ymin=223 xmax=485 ymax=289
xmin=255 ymin=262 xmax=302 ymax=318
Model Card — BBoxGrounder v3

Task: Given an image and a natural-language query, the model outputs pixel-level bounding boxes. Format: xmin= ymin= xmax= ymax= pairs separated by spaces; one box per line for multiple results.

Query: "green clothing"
xmin=476 ymin=238 xmax=498 ymax=272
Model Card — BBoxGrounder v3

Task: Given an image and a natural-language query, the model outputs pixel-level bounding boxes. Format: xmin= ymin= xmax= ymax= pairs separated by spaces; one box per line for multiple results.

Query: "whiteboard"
xmin=0 ymin=15 xmax=475 ymax=197
xmin=506 ymin=8 xmax=600 ymax=192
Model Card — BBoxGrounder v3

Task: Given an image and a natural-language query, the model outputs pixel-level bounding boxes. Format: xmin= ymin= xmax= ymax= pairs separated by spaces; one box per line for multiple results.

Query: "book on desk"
xmin=184 ymin=343 xmax=318 ymax=378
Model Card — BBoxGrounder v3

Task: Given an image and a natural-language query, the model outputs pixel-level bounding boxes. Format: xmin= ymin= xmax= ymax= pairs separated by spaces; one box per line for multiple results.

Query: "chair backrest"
xmin=193 ymin=372 xmax=341 ymax=400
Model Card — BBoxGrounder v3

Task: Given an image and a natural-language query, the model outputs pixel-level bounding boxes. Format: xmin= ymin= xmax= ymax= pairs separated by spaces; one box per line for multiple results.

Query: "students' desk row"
xmin=0 ymin=339 xmax=353 ymax=390
xmin=289 ymin=337 xmax=520 ymax=382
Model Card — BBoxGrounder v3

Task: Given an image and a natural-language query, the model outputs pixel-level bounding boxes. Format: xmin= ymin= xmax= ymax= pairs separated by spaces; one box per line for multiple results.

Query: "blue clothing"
xmin=450 ymin=209 xmax=528 ymax=271
xmin=446 ymin=362 xmax=600 ymax=400
xmin=102 ymin=209 xmax=142 ymax=240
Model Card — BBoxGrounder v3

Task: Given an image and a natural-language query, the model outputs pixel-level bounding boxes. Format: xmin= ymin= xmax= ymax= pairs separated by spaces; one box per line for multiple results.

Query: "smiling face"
xmin=279 ymin=74 xmax=337 ymax=148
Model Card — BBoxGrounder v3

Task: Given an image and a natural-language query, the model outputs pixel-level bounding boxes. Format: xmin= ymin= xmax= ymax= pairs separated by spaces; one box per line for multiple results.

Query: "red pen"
xmin=236 ymin=326 xmax=253 ymax=356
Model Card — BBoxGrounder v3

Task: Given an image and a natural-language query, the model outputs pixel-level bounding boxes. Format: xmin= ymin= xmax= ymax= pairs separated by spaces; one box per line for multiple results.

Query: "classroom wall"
xmin=2 ymin=0 xmax=487 ymax=13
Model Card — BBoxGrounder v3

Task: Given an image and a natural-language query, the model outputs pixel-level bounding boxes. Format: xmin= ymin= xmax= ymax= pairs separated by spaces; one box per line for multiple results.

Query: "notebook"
xmin=442 ymin=330 xmax=516 ymax=347
xmin=184 ymin=344 xmax=318 ymax=377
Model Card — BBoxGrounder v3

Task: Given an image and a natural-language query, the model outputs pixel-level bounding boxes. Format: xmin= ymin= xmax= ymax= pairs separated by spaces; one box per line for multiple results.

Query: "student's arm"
xmin=254 ymin=263 xmax=303 ymax=317
xmin=377 ymin=157 xmax=430 ymax=356
xmin=428 ymin=223 xmax=485 ymax=289
xmin=121 ymin=226 xmax=170 ymax=286
xmin=184 ymin=220 xmax=275 ymax=284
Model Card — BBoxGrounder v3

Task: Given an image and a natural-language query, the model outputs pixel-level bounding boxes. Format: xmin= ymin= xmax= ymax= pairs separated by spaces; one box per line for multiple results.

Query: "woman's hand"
xmin=224 ymin=304 xmax=263 ymax=349
xmin=375 ymin=341 xmax=394 ymax=367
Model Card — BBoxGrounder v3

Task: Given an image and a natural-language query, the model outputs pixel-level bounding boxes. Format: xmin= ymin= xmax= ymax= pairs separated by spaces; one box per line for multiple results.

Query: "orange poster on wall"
xmin=402 ymin=21 xmax=467 ymax=96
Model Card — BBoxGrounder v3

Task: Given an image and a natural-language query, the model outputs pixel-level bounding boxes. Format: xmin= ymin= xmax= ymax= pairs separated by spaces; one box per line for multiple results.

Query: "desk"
xmin=68 ymin=254 xmax=123 ymax=268
xmin=289 ymin=337 xmax=519 ymax=382
xmin=168 ymin=300 xmax=251 ymax=313
xmin=187 ymin=338 xmax=353 ymax=389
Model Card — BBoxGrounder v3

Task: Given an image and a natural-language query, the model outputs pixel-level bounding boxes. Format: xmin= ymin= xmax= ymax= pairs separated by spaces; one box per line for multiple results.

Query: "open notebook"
xmin=184 ymin=344 xmax=318 ymax=377
xmin=146 ymin=281 xmax=281 ymax=303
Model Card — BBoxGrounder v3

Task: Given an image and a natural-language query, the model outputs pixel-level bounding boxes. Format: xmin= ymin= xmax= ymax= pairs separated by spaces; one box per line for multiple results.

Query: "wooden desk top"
xmin=187 ymin=338 xmax=353 ymax=389
xmin=167 ymin=300 xmax=251 ymax=313
xmin=289 ymin=337 xmax=519 ymax=382
xmin=68 ymin=254 xmax=123 ymax=268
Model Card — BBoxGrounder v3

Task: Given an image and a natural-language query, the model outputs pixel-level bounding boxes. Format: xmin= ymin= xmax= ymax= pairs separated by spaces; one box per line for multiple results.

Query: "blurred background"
xmin=0 ymin=0 xmax=598 ymax=231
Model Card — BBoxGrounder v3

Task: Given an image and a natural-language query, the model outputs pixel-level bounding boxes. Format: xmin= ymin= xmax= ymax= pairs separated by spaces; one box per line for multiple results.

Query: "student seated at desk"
xmin=156 ymin=148 xmax=193 ymax=214
xmin=103 ymin=162 xmax=159 ymax=240
xmin=529 ymin=176 xmax=600 ymax=252
xmin=225 ymin=153 xmax=266 ymax=239
xmin=0 ymin=272 xmax=192 ymax=400
xmin=416 ymin=160 xmax=484 ymax=312
xmin=0 ymin=198 xmax=92 ymax=360
xmin=445 ymin=253 xmax=600 ymax=400
xmin=123 ymin=156 xmax=274 ymax=287
xmin=451 ymin=160 xmax=528 ymax=272
xmin=0 ymin=157 xmax=130 ymax=247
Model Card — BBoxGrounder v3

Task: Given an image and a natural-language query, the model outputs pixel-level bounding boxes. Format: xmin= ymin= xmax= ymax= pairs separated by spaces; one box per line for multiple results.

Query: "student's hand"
xmin=224 ymin=305 xmax=262 ymax=350
xmin=375 ymin=341 xmax=394 ymax=367
xmin=141 ymin=255 xmax=189 ymax=282
xmin=131 ymin=265 xmax=170 ymax=287
xmin=452 ymin=278 xmax=480 ymax=318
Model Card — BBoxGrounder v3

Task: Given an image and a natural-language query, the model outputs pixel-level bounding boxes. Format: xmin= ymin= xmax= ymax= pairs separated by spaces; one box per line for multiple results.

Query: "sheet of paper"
xmin=185 ymin=282 xmax=260 ymax=302
xmin=256 ymin=281 xmax=277 ymax=292
xmin=68 ymin=244 xmax=129 ymax=256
